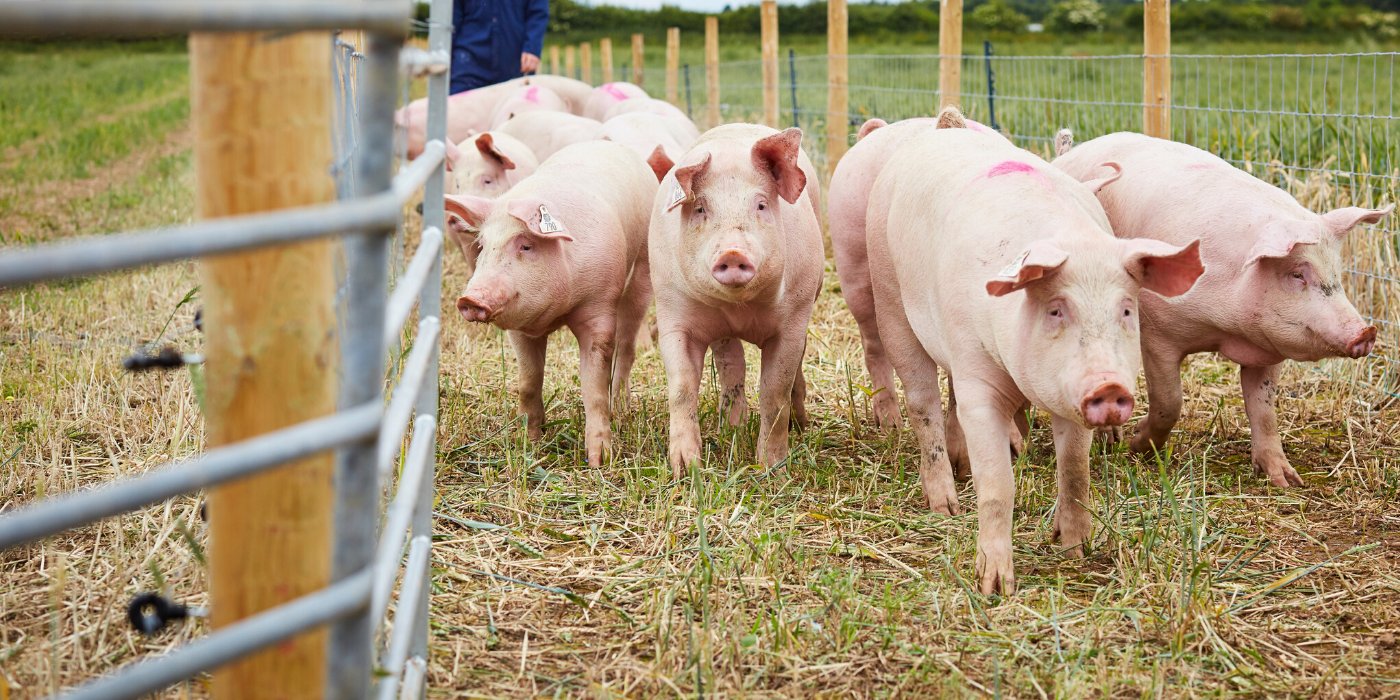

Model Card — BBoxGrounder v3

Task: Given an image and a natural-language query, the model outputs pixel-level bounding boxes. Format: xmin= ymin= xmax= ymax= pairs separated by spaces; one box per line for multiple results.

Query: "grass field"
xmin=3 ymin=36 xmax=1400 ymax=697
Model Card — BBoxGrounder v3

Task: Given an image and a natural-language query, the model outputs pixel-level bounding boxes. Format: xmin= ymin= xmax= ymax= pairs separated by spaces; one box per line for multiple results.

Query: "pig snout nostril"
xmin=456 ymin=295 xmax=493 ymax=323
xmin=712 ymin=250 xmax=757 ymax=287
xmin=1081 ymin=383 xmax=1134 ymax=428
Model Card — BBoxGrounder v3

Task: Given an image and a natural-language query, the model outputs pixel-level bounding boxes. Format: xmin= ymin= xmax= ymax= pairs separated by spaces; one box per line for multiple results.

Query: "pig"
xmin=445 ymin=141 xmax=658 ymax=467
xmin=442 ymin=132 xmax=539 ymax=273
xmin=604 ymin=98 xmax=701 ymax=145
xmin=863 ymin=120 xmax=1204 ymax=593
xmin=488 ymin=84 xmax=568 ymax=129
xmin=829 ymin=111 xmax=1006 ymax=430
xmin=513 ymin=75 xmax=596 ymax=115
xmin=1054 ymin=132 xmax=1392 ymax=487
xmin=600 ymin=112 xmax=687 ymax=165
xmin=583 ymin=81 xmax=649 ymax=121
xmin=650 ymin=125 xmax=824 ymax=475
xmin=397 ymin=81 xmax=518 ymax=160
xmin=495 ymin=111 xmax=604 ymax=160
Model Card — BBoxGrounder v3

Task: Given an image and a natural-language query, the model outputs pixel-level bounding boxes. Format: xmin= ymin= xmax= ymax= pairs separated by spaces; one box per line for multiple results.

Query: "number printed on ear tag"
xmin=538 ymin=205 xmax=565 ymax=234
xmin=998 ymin=249 xmax=1030 ymax=278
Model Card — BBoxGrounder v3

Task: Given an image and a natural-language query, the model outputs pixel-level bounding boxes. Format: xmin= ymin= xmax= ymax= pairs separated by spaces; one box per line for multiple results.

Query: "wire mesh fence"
xmin=710 ymin=48 xmax=1400 ymax=398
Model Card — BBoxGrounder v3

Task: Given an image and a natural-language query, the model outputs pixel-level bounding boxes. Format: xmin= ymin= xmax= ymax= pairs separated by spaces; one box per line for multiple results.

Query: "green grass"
xmin=4 ymin=36 xmax=1400 ymax=698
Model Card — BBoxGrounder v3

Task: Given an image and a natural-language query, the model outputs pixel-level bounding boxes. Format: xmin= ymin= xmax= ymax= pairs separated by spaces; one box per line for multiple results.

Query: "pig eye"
xmin=520 ymin=242 xmax=533 ymax=252
xmin=694 ymin=204 xmax=706 ymax=214
xmin=1123 ymin=308 xmax=1131 ymax=317
xmin=1290 ymin=270 xmax=1306 ymax=281
xmin=1049 ymin=308 xmax=1063 ymax=318
xmin=757 ymin=202 xmax=767 ymax=211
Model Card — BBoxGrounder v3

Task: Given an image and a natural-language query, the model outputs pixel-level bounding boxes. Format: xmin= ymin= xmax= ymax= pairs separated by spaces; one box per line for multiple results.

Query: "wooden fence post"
xmin=549 ymin=44 xmax=559 ymax=74
xmin=190 ymin=30 xmax=336 ymax=698
xmin=601 ymin=37 xmax=613 ymax=83
xmin=761 ymin=0 xmax=779 ymax=128
xmin=580 ymin=42 xmax=592 ymax=84
xmin=705 ymin=17 xmax=720 ymax=128
xmin=827 ymin=0 xmax=849 ymax=174
xmin=565 ymin=44 xmax=576 ymax=80
xmin=939 ymin=0 xmax=963 ymax=110
xmin=1144 ymin=0 xmax=1171 ymax=139
xmin=666 ymin=27 xmax=680 ymax=104
xmin=632 ymin=33 xmax=645 ymax=88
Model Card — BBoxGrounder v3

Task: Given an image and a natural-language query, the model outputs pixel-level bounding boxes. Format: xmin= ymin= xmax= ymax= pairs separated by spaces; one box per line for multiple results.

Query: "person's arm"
xmin=520 ymin=0 xmax=548 ymax=74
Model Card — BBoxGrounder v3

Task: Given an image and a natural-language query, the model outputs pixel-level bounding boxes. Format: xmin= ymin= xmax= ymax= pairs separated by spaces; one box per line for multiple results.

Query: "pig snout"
xmin=456 ymin=293 xmax=495 ymax=323
xmin=712 ymin=249 xmax=757 ymax=287
xmin=1347 ymin=325 xmax=1378 ymax=358
xmin=1080 ymin=382 xmax=1135 ymax=427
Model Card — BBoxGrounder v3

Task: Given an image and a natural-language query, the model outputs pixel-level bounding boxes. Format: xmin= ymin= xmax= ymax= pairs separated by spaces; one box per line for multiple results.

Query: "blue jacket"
xmin=451 ymin=0 xmax=549 ymax=94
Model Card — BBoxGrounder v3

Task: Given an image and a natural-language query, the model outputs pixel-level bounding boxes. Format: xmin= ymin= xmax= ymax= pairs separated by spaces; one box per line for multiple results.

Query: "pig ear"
xmin=475 ymin=133 xmax=516 ymax=170
xmin=1245 ymin=223 xmax=1322 ymax=266
xmin=442 ymin=138 xmax=461 ymax=172
xmin=935 ymin=106 xmax=966 ymax=130
xmin=506 ymin=198 xmax=574 ymax=242
xmin=1054 ymin=128 xmax=1074 ymax=157
xmin=646 ymin=145 xmax=675 ymax=183
xmin=444 ymin=193 xmax=493 ymax=231
xmin=856 ymin=118 xmax=887 ymax=141
xmin=668 ymin=152 xmax=712 ymax=211
xmin=985 ymin=241 xmax=1069 ymax=297
xmin=1121 ymin=238 xmax=1205 ymax=298
xmin=751 ymin=127 xmax=807 ymax=205
xmin=1321 ymin=204 xmax=1393 ymax=236
xmin=1081 ymin=161 xmax=1122 ymax=194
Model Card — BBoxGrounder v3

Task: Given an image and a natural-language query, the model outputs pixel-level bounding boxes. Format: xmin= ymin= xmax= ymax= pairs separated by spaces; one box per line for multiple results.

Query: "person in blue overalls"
xmin=451 ymin=0 xmax=550 ymax=94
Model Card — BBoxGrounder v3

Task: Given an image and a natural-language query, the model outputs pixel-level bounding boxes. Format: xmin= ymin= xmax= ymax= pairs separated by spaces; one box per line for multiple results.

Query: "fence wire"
xmin=714 ymin=49 xmax=1400 ymax=398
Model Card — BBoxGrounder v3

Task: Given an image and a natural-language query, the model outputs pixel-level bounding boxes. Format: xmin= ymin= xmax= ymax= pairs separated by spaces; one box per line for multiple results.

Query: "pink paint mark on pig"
xmin=524 ymin=86 xmax=541 ymax=103
xmin=966 ymin=120 xmax=992 ymax=134
xmin=603 ymin=83 xmax=629 ymax=101
xmin=1185 ymin=163 xmax=1219 ymax=171
xmin=987 ymin=160 xmax=1038 ymax=178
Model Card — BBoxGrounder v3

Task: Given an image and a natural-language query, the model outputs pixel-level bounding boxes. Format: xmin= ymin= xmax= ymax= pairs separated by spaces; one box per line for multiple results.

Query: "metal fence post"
xmin=329 ymin=28 xmax=400 ymax=700
xmin=683 ymin=64 xmax=693 ymax=118
xmin=983 ymin=40 xmax=999 ymax=132
xmin=411 ymin=0 xmax=450 ymax=678
xmin=787 ymin=48 xmax=798 ymax=129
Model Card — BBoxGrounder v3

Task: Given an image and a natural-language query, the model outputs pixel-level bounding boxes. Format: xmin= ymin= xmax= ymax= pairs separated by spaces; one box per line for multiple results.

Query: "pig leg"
xmin=1050 ymin=414 xmax=1092 ymax=558
xmin=876 ymin=314 xmax=958 ymax=513
xmin=508 ymin=331 xmax=548 ymax=441
xmin=1129 ymin=343 xmax=1186 ymax=456
xmin=844 ymin=281 xmax=901 ymax=430
xmin=945 ymin=381 xmax=970 ymax=480
xmin=955 ymin=377 xmax=1019 ymax=595
xmin=711 ymin=338 xmax=749 ymax=427
xmin=790 ymin=357 xmax=810 ymax=430
xmin=661 ymin=329 xmax=708 ymax=476
xmin=611 ymin=264 xmax=653 ymax=413
xmin=756 ymin=331 xmax=805 ymax=467
xmin=573 ymin=318 xmax=617 ymax=467
xmin=1242 ymin=363 xmax=1302 ymax=487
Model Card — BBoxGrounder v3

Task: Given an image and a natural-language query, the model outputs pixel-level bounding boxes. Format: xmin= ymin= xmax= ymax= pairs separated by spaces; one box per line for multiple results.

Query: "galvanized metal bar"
xmin=0 ymin=2 xmax=408 ymax=39
xmin=373 ymin=536 xmax=432 ymax=700
xmin=372 ymin=419 xmax=433 ymax=621
xmin=383 ymin=228 xmax=444 ymax=349
xmin=0 ymin=404 xmax=380 ymax=551
xmin=329 ymin=29 xmax=402 ymax=700
xmin=391 ymin=141 xmax=447 ymax=202
xmin=376 ymin=319 xmax=442 ymax=482
xmin=399 ymin=657 xmax=428 ymax=700
xmin=411 ymin=0 xmax=450 ymax=674
xmin=57 ymin=569 xmax=373 ymax=700
xmin=0 ymin=194 xmax=398 ymax=288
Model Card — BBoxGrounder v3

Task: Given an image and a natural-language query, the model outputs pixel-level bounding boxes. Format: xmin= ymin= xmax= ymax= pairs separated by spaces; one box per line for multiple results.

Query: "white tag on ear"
xmin=667 ymin=180 xmax=688 ymax=210
xmin=997 ymin=250 xmax=1030 ymax=278
xmin=538 ymin=205 xmax=565 ymax=234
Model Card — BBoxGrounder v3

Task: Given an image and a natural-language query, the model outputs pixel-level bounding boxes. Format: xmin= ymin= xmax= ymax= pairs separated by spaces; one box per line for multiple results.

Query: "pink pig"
xmin=444 ymin=141 xmax=659 ymax=466
xmin=604 ymin=98 xmax=702 ymax=145
xmin=1054 ymin=132 xmax=1392 ymax=487
xmin=863 ymin=120 xmax=1204 ymax=594
xmin=650 ymin=125 xmax=824 ymax=475
xmin=443 ymin=132 xmax=539 ymax=273
xmin=496 ymin=111 xmax=603 ymax=160
xmin=600 ymin=111 xmax=688 ymax=165
xmin=583 ymin=81 xmax=649 ymax=121
xmin=397 ymin=76 xmax=596 ymax=159
xmin=829 ymin=111 xmax=1003 ymax=430
xmin=488 ymin=84 xmax=568 ymax=129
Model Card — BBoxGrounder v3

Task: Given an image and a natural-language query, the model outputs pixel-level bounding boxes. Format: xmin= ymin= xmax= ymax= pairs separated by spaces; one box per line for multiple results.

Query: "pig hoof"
xmin=975 ymin=547 xmax=1016 ymax=596
xmin=669 ymin=440 xmax=702 ymax=478
xmin=872 ymin=397 xmax=901 ymax=431
xmin=1128 ymin=431 xmax=1166 ymax=456
xmin=924 ymin=490 xmax=959 ymax=516
xmin=725 ymin=402 xmax=749 ymax=427
xmin=1052 ymin=512 xmax=1089 ymax=556
xmin=1255 ymin=458 xmax=1304 ymax=487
